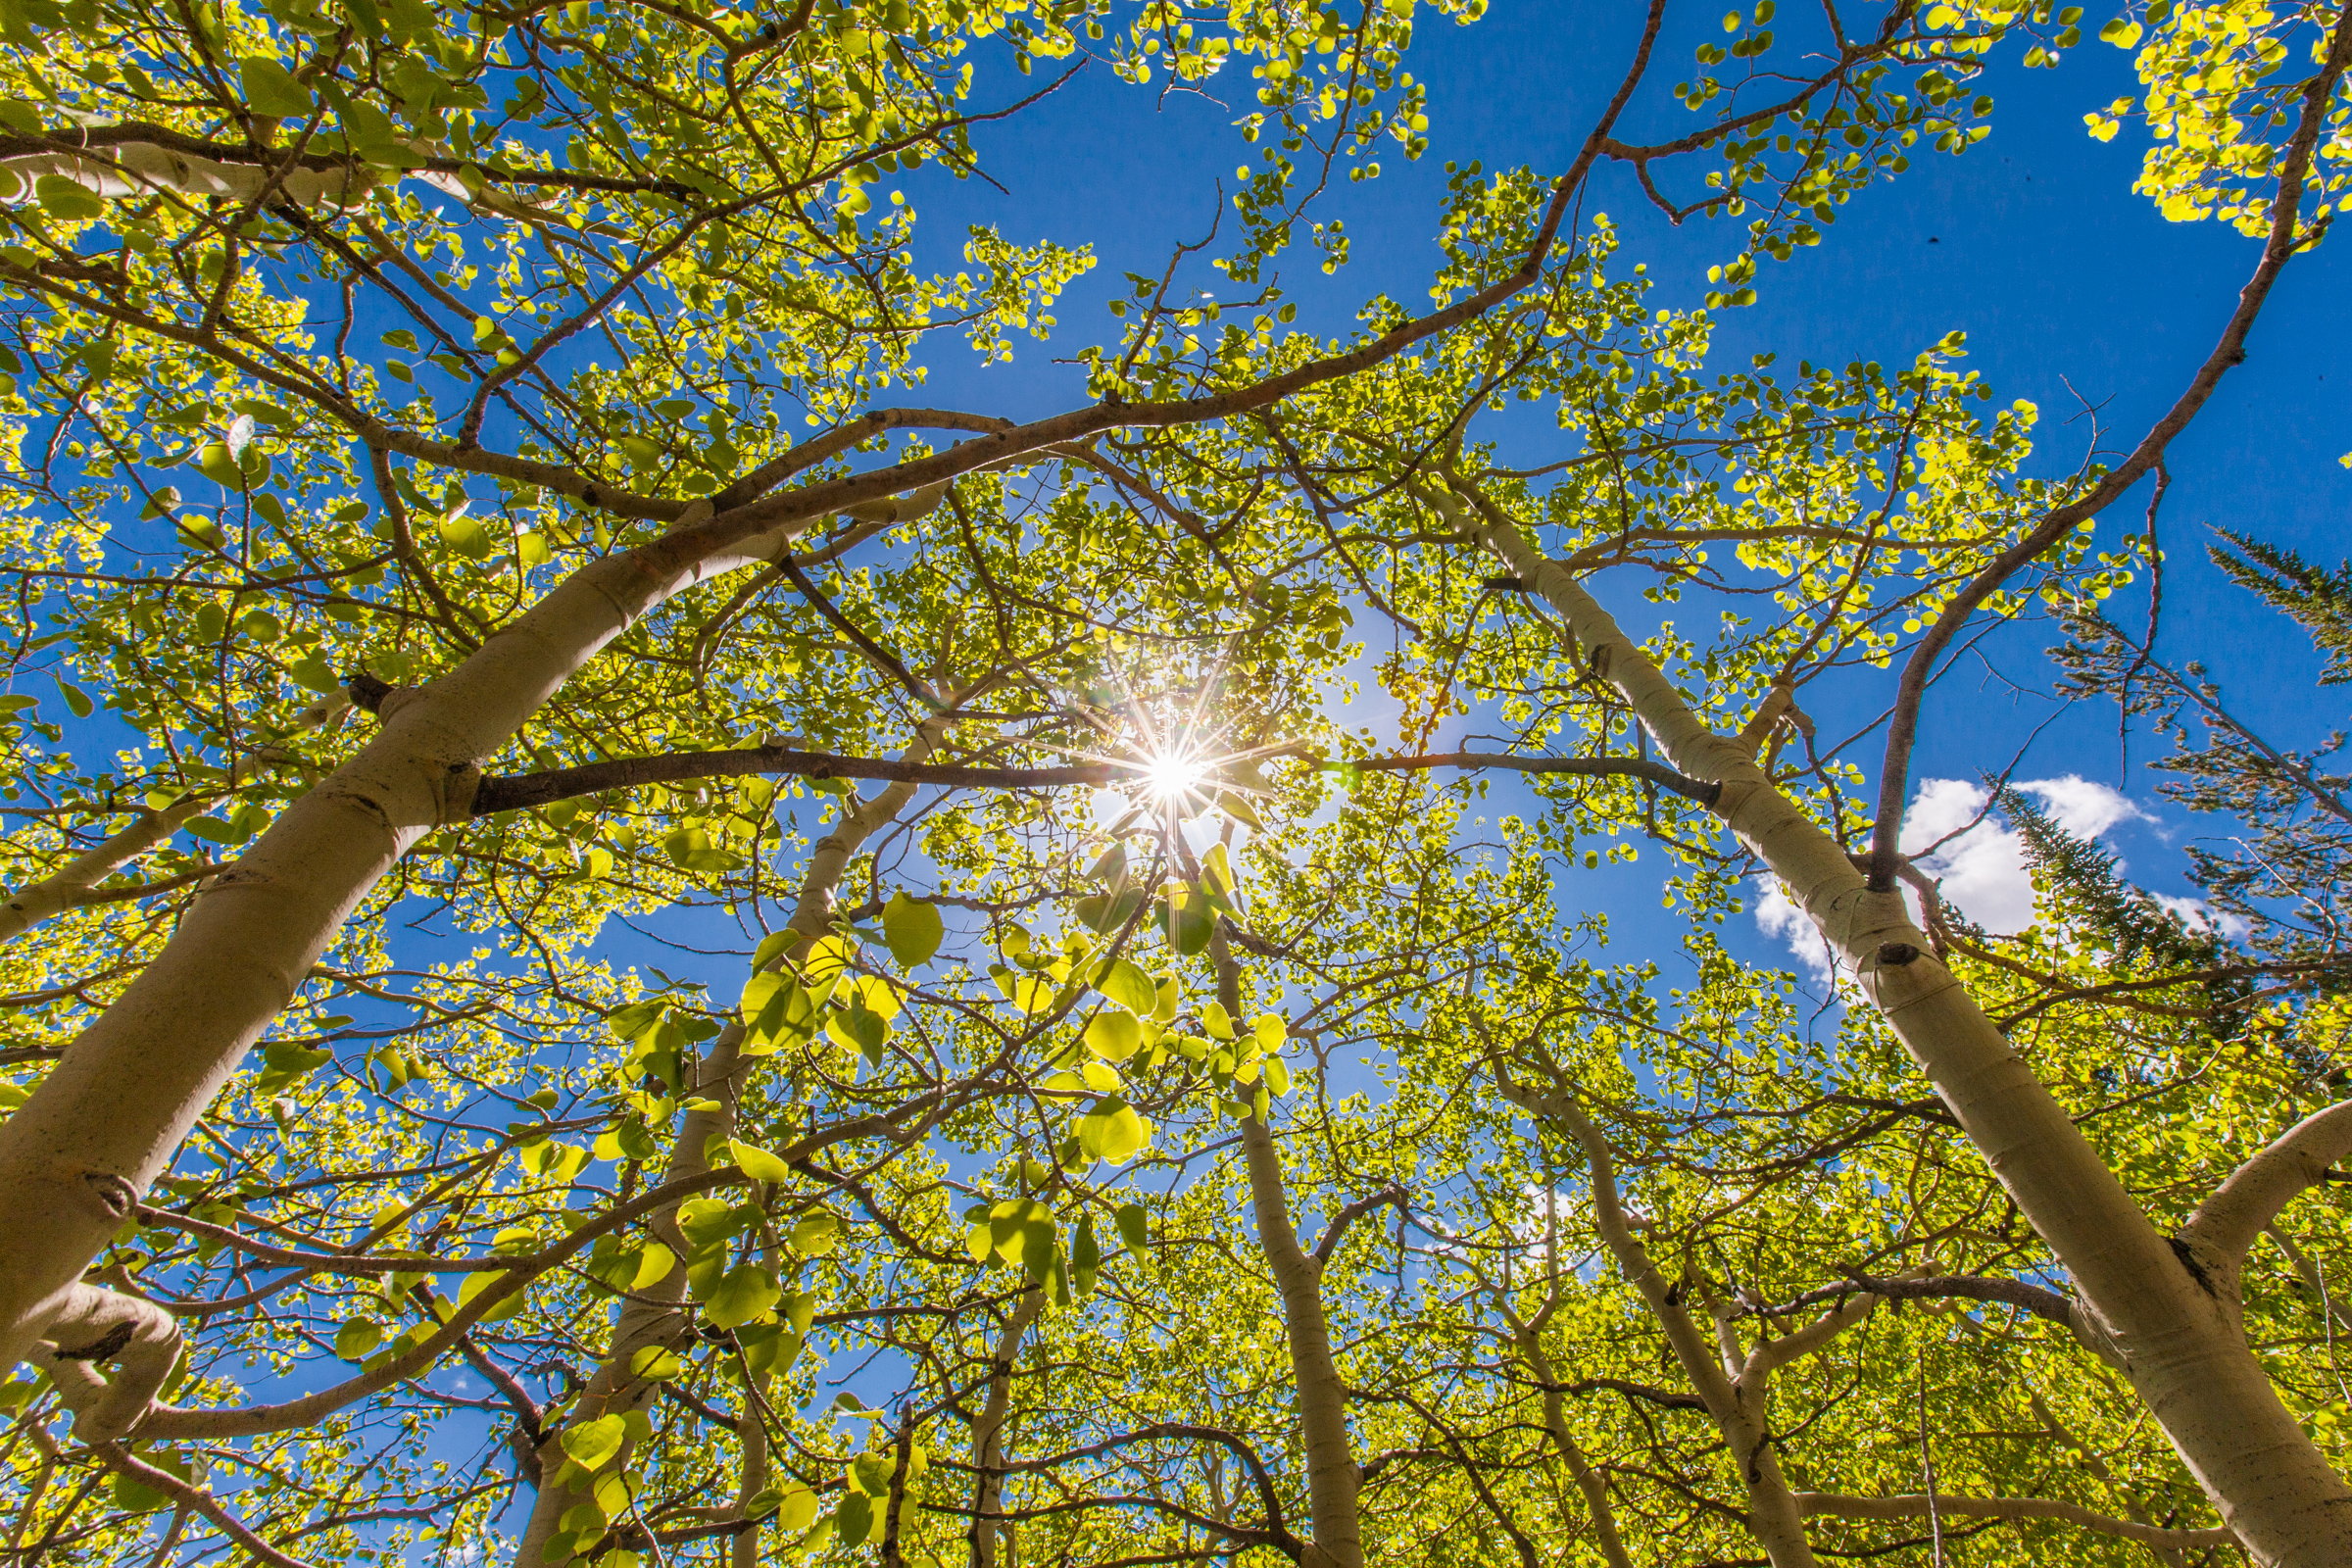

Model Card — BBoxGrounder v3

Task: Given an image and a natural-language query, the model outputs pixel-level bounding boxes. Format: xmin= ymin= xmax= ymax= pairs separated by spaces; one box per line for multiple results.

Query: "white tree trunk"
xmin=1499 ymin=1070 xmax=1825 ymax=1568
xmin=1464 ymin=490 xmax=2352 ymax=1567
xmin=0 ymin=135 xmax=554 ymax=223
xmin=1217 ymin=936 xmax=1363 ymax=1568
xmin=0 ymin=488 xmax=942 ymax=1422
xmin=970 ymin=1291 xmax=1044 ymax=1568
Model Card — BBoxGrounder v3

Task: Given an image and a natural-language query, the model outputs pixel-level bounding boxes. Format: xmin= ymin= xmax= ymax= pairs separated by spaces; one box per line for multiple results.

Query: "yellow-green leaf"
xmin=1097 ymin=957 xmax=1155 ymax=1014
xmin=1084 ymin=1008 xmax=1142 ymax=1061
xmin=240 ymin=57 xmax=315 ymax=118
xmin=704 ymin=1262 xmax=780 ymax=1330
xmin=882 ymin=889 xmax=943 ymax=967
xmin=562 ymin=1413 xmax=628 ymax=1471
xmin=729 ymin=1139 xmax=793 ymax=1182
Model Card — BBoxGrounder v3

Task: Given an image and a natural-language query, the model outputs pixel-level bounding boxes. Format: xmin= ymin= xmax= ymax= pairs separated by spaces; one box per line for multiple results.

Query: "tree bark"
xmin=1499 ymin=1069 xmax=1824 ymax=1568
xmin=0 ymin=129 xmax=563 ymax=223
xmin=1216 ymin=933 xmax=1363 ymax=1568
xmin=0 ymin=798 xmax=203 ymax=946
xmin=1511 ymin=1319 xmax=1637 ymax=1568
xmin=515 ymin=718 xmax=948 ymax=1566
xmin=1460 ymin=486 xmax=2352 ymax=1566
xmin=970 ymin=1290 xmax=1043 ymax=1568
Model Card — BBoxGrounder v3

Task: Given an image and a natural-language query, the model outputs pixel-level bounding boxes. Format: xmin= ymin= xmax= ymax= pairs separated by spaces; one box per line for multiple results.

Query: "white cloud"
xmin=1750 ymin=775 xmax=2157 ymax=974
xmin=2021 ymin=774 xmax=2154 ymax=840
xmin=2153 ymin=893 xmax=2251 ymax=941
xmin=1903 ymin=778 xmax=2036 ymax=935
xmin=1753 ymin=872 xmax=1838 ymax=985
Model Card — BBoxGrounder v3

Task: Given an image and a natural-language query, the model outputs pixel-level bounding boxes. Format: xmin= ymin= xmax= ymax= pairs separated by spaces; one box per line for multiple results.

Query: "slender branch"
xmin=0 ymin=799 xmax=205 ymax=946
xmin=1759 ymin=1272 xmax=2076 ymax=1329
xmin=468 ymin=746 xmax=1712 ymax=816
xmin=1312 ymin=1185 xmax=1407 ymax=1265
xmin=1793 ymin=1492 xmax=2235 ymax=1548
xmin=1864 ymin=2 xmax=2352 ymax=891
xmin=1353 ymin=752 xmax=1720 ymax=806
xmin=89 ymin=1444 xmax=320 ymax=1568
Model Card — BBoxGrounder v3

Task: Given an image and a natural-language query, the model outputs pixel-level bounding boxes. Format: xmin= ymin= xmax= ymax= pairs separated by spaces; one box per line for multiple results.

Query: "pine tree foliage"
xmin=2213 ymin=529 xmax=2352 ymax=686
xmin=1996 ymin=781 xmax=2228 ymax=972
xmin=2056 ymin=553 xmax=2352 ymax=969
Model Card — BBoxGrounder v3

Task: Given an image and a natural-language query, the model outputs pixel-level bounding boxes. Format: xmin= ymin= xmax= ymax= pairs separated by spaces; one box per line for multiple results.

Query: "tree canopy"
xmin=0 ymin=0 xmax=2349 ymax=1565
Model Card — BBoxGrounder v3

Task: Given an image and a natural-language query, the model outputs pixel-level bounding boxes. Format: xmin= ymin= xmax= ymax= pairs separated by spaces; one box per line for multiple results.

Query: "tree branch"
xmin=2182 ymin=1098 xmax=2352 ymax=1272
xmin=1312 ymin=1185 xmax=1407 ymax=1265
xmin=1865 ymin=1 xmax=2352 ymax=891
xmin=1793 ymin=1492 xmax=2235 ymax=1548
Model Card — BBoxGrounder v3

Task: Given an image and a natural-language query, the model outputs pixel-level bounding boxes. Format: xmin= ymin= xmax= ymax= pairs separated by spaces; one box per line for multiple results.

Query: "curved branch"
xmin=136 ymin=1094 xmax=941 ymax=1441
xmin=1761 ymin=1272 xmax=2077 ymax=1330
xmin=1354 ymin=752 xmax=1720 ymax=806
xmin=1312 ymin=1185 xmax=1408 ymax=1265
xmin=2182 ymin=1098 xmax=2352 ymax=1269
xmin=468 ymin=746 xmax=1713 ymax=817
xmin=1794 ymin=1492 xmax=2236 ymax=1548
xmin=0 ymin=122 xmax=684 ymax=195
xmin=0 ymin=799 xmax=205 ymax=946
xmin=89 ymin=1444 xmax=319 ymax=1568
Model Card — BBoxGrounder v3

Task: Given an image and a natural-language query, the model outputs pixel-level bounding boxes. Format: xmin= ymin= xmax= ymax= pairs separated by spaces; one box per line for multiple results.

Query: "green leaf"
xmin=32 ymin=174 xmax=101 ymax=220
xmin=1084 ymin=1007 xmax=1142 ymax=1061
xmin=1096 ymin=957 xmax=1155 ymax=1015
xmin=1073 ymin=888 xmax=1144 ymax=933
xmin=728 ymin=1139 xmax=793 ymax=1182
xmin=194 ymin=442 xmax=246 ymax=490
xmin=1163 ymin=894 xmax=1212 ymax=955
xmin=662 ymin=823 xmax=745 ymax=873
xmin=773 ymin=1486 xmax=819 ymax=1532
xmin=240 ymin=57 xmax=316 ymax=119
xmin=826 ymin=1002 xmax=889 ymax=1062
xmin=437 ymin=510 xmax=492 ymax=559
xmin=881 ymin=890 xmax=943 ymax=966
xmin=1200 ymin=840 xmax=1240 ymax=904
xmin=789 ymin=1208 xmax=842 ymax=1256
xmin=1077 ymin=1097 xmax=1148 ymax=1162
xmin=561 ymin=1412 xmax=628 ymax=1471
xmin=457 ymin=1268 xmax=523 ymax=1323
xmin=704 ymin=1261 xmax=780 ymax=1329
xmin=334 ymin=1318 xmax=384 ymax=1360
xmin=627 ymin=1345 xmax=683 ymax=1381
xmin=848 ymin=1453 xmax=894 ymax=1495
xmin=1115 ymin=1200 xmax=1148 ymax=1253
xmin=994 ymin=967 xmax=1057 ymax=1014
xmin=835 ymin=1492 xmax=876 ymax=1545
xmin=262 ymin=1040 xmax=332 ymax=1076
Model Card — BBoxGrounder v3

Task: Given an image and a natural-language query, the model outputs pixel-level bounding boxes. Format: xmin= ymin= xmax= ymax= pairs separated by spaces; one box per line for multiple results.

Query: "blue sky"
xmin=440 ymin=0 xmax=2343 ymax=1021
xmin=808 ymin=0 xmax=2350 ymax=989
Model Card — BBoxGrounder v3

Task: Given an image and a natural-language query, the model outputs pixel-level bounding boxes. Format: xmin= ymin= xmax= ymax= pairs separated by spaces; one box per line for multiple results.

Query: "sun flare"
xmin=1139 ymin=748 xmax=1212 ymax=806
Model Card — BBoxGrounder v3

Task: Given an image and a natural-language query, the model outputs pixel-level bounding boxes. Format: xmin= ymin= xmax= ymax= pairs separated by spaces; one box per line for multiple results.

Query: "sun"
xmin=1138 ymin=746 xmax=1212 ymax=808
